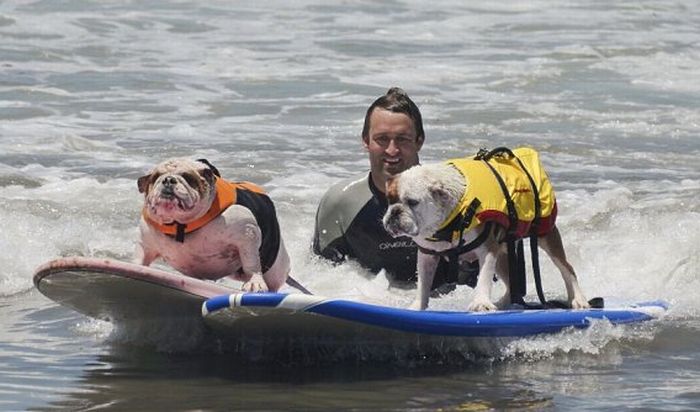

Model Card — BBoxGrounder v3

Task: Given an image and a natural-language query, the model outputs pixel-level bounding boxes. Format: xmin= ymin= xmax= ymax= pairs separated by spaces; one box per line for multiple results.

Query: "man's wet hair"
xmin=362 ymin=87 xmax=425 ymax=141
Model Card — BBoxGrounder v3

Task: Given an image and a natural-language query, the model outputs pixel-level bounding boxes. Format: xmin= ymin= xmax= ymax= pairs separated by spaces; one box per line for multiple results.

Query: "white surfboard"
xmin=33 ymin=256 xmax=237 ymax=323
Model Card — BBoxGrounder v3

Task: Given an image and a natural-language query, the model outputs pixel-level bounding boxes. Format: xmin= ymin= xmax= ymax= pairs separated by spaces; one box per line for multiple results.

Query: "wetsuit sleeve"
xmin=312 ymin=182 xmax=351 ymax=263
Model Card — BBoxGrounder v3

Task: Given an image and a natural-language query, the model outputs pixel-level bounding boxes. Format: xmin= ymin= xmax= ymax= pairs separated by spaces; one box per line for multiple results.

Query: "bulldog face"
xmin=382 ymin=163 xmax=464 ymax=239
xmin=137 ymin=158 xmax=217 ymax=225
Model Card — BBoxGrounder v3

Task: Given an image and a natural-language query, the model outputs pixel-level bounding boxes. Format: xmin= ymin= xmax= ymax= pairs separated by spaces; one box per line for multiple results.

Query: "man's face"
xmin=363 ymin=108 xmax=424 ymax=192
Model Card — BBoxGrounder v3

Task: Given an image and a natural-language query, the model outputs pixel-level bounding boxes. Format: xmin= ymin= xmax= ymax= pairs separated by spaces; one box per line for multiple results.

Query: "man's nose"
xmin=385 ymin=139 xmax=401 ymax=155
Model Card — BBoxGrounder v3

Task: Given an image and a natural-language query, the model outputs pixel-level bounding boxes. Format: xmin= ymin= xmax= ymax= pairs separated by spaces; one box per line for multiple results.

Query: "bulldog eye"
xmin=406 ymin=198 xmax=419 ymax=208
xmin=182 ymin=173 xmax=200 ymax=186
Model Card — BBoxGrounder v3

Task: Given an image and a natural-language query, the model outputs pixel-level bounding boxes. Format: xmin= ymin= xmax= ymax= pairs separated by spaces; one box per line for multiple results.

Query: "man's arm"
xmin=312 ymin=174 xmax=370 ymax=264
xmin=312 ymin=186 xmax=350 ymax=263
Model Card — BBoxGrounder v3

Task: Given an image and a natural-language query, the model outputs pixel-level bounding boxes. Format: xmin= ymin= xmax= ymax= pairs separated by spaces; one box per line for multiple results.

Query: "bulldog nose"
xmin=163 ymin=176 xmax=178 ymax=186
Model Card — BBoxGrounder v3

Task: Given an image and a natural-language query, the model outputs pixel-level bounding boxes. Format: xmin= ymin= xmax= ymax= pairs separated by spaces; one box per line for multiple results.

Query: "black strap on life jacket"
xmin=508 ymin=150 xmax=571 ymax=308
xmin=508 ymin=150 xmax=549 ymax=306
xmin=418 ymin=221 xmax=493 ymax=257
xmin=419 ymin=224 xmax=492 ymax=287
xmin=475 ymin=147 xmax=527 ymax=304
xmin=162 ymin=221 xmax=188 ymax=242
xmin=174 ymin=222 xmax=186 ymax=243
xmin=474 ymin=148 xmax=519 ymax=235
xmin=418 ymin=197 xmax=485 ymax=285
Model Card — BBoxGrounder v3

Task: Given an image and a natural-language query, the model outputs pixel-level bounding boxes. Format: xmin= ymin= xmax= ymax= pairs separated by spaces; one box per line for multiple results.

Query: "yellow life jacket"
xmin=143 ymin=177 xmax=266 ymax=242
xmin=430 ymin=147 xmax=557 ymax=243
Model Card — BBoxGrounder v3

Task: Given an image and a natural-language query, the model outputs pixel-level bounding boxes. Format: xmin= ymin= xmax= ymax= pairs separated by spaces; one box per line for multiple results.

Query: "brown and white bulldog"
xmin=382 ymin=149 xmax=589 ymax=311
xmin=135 ymin=158 xmax=290 ymax=292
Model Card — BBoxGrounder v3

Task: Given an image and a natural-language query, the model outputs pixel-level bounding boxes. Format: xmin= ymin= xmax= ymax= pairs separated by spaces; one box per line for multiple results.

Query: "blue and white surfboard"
xmin=202 ymin=293 xmax=667 ymax=338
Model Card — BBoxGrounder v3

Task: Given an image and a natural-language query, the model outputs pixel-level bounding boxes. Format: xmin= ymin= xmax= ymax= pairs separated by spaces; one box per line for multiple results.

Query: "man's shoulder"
xmin=318 ymin=172 xmax=372 ymax=209
xmin=325 ymin=172 xmax=370 ymax=196
xmin=313 ymin=171 xmax=373 ymax=257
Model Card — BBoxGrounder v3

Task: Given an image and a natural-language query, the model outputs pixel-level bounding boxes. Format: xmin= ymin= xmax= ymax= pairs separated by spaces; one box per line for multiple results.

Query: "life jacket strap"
xmin=475 ymin=147 xmax=519 ymax=236
xmin=175 ymin=222 xmax=186 ymax=242
xmin=427 ymin=198 xmax=481 ymax=243
xmin=419 ymin=222 xmax=493 ymax=290
xmin=162 ymin=222 xmax=187 ymax=243
xmin=475 ymin=147 xmax=546 ymax=304
xmin=418 ymin=222 xmax=493 ymax=257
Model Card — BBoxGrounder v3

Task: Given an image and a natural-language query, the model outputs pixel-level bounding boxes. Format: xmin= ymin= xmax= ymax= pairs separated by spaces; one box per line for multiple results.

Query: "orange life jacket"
xmin=143 ymin=177 xmax=266 ymax=242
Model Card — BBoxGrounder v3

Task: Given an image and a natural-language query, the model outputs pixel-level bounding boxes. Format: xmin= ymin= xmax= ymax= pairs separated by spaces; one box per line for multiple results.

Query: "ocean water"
xmin=1 ymin=0 xmax=699 ymax=410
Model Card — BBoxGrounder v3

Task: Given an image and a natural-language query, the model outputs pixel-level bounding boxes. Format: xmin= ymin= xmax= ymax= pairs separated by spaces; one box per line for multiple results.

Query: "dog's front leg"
xmin=468 ymin=248 xmax=499 ymax=312
xmin=410 ymin=251 xmax=440 ymax=310
xmin=134 ymin=222 xmax=161 ymax=266
xmin=134 ymin=239 xmax=159 ymax=266
xmin=237 ymin=224 xmax=267 ymax=293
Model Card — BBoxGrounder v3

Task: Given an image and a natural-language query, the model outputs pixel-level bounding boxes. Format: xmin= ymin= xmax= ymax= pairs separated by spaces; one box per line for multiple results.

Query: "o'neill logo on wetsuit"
xmin=378 ymin=240 xmax=416 ymax=250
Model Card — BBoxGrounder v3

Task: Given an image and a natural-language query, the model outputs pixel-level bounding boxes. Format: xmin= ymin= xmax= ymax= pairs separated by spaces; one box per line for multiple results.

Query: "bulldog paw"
xmin=570 ymin=296 xmax=591 ymax=309
xmin=467 ymin=297 xmax=497 ymax=312
xmin=241 ymin=274 xmax=269 ymax=293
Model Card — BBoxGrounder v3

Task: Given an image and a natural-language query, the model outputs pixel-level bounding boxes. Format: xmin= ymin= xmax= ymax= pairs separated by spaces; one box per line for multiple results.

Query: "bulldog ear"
xmin=196 ymin=158 xmax=221 ymax=177
xmin=137 ymin=174 xmax=152 ymax=194
xmin=385 ymin=176 xmax=400 ymax=203
xmin=428 ymin=182 xmax=450 ymax=205
xmin=201 ymin=167 xmax=215 ymax=184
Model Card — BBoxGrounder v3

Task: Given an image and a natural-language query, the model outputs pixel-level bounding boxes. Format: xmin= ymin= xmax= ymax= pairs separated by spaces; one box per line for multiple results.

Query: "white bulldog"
xmin=382 ymin=150 xmax=589 ymax=311
xmin=135 ymin=158 xmax=290 ymax=292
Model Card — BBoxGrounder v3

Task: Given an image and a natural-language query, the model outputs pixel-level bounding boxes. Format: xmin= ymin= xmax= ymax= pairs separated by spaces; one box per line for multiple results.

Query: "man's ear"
xmin=362 ymin=135 xmax=370 ymax=150
xmin=137 ymin=174 xmax=152 ymax=194
xmin=415 ymin=134 xmax=425 ymax=151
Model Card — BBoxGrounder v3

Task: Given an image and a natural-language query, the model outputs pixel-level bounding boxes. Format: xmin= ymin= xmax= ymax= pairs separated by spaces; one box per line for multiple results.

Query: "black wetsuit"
xmin=312 ymin=172 xmax=476 ymax=289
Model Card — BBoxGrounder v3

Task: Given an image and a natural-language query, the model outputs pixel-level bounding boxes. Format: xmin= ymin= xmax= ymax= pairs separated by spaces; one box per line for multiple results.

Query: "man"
xmin=312 ymin=87 xmax=477 ymax=289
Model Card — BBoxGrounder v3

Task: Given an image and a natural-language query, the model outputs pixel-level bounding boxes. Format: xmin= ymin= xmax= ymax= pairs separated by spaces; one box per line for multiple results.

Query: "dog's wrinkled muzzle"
xmin=151 ymin=182 xmax=195 ymax=212
xmin=159 ymin=186 xmax=175 ymax=198
xmin=383 ymin=205 xmax=419 ymax=237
